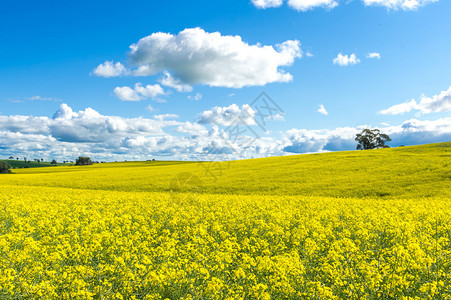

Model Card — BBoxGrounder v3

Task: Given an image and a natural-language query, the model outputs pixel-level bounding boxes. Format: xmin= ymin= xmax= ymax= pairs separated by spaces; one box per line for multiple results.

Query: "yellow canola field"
xmin=1 ymin=184 xmax=450 ymax=299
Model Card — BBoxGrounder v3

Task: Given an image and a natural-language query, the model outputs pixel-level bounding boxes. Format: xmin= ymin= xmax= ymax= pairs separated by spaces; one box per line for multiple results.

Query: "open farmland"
xmin=0 ymin=143 xmax=450 ymax=299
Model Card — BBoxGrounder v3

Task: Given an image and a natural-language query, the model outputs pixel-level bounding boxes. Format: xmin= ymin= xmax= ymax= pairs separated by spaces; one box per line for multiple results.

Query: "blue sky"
xmin=0 ymin=0 xmax=450 ymax=161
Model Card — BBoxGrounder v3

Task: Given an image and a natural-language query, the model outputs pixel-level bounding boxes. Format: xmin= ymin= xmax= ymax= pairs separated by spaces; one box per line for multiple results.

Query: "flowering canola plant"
xmin=0 ymin=143 xmax=450 ymax=299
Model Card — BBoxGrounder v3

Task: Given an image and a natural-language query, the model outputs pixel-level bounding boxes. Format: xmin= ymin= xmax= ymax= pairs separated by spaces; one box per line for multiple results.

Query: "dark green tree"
xmin=75 ymin=156 xmax=93 ymax=166
xmin=0 ymin=161 xmax=12 ymax=174
xmin=51 ymin=159 xmax=57 ymax=165
xmin=355 ymin=129 xmax=391 ymax=150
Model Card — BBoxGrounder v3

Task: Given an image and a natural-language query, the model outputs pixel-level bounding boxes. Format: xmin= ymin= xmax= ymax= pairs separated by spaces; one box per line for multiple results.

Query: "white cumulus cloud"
xmin=380 ymin=99 xmax=418 ymax=115
xmin=362 ymin=0 xmax=438 ymax=10
xmin=380 ymin=86 xmax=451 ymax=115
xmin=153 ymin=114 xmax=179 ymax=121
xmin=251 ymin=0 xmax=437 ymax=11
xmin=283 ymin=118 xmax=451 ymax=153
xmin=287 ymin=0 xmax=338 ymax=11
xmin=333 ymin=53 xmax=360 ymax=66
xmin=0 ymin=104 xmax=171 ymax=148
xmin=251 ymin=0 xmax=284 ymax=8
xmin=367 ymin=52 xmax=381 ymax=59
xmin=93 ymin=61 xmax=129 ymax=77
xmin=159 ymin=71 xmax=193 ymax=92
xmin=134 ymin=83 xmax=165 ymax=99
xmin=176 ymin=122 xmax=209 ymax=136
xmin=127 ymin=28 xmax=302 ymax=88
xmin=114 ymin=83 xmax=165 ymax=101
xmin=53 ymin=103 xmax=79 ymax=119
xmin=318 ymin=104 xmax=329 ymax=115
xmin=113 ymin=86 xmax=141 ymax=101
xmin=0 ymin=104 xmax=450 ymax=161
xmin=198 ymin=104 xmax=256 ymax=126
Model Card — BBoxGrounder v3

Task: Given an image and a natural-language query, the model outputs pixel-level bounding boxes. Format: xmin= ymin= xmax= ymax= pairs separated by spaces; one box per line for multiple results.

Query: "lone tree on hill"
xmin=75 ymin=156 xmax=93 ymax=166
xmin=0 ymin=161 xmax=12 ymax=174
xmin=355 ymin=129 xmax=391 ymax=150
xmin=51 ymin=159 xmax=57 ymax=165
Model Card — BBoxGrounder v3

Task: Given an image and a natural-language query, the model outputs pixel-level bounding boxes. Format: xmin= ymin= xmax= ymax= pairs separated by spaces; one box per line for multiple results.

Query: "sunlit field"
xmin=0 ymin=142 xmax=450 ymax=299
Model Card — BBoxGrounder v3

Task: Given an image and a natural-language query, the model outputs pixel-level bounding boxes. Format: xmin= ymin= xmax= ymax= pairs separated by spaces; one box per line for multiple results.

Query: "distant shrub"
xmin=0 ymin=161 xmax=12 ymax=174
xmin=75 ymin=156 xmax=93 ymax=166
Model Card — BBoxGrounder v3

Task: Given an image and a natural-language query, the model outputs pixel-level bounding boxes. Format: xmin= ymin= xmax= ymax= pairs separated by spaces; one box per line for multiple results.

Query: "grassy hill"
xmin=1 ymin=142 xmax=450 ymax=199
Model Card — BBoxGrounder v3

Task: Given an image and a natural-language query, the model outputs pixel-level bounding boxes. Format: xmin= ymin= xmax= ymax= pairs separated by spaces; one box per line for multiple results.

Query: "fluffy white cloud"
xmin=159 ymin=71 xmax=193 ymax=92
xmin=50 ymin=104 xmax=168 ymax=143
xmin=153 ymin=114 xmax=179 ymax=121
xmin=380 ymin=86 xmax=451 ymax=115
xmin=1 ymin=104 xmax=450 ymax=162
xmin=0 ymin=116 xmax=51 ymax=135
xmin=283 ymin=118 xmax=451 ymax=153
xmin=127 ymin=28 xmax=301 ymax=88
xmin=0 ymin=104 xmax=173 ymax=149
xmin=134 ymin=83 xmax=165 ymax=98
xmin=251 ymin=0 xmax=437 ymax=11
xmin=380 ymin=99 xmax=418 ymax=115
xmin=114 ymin=86 xmax=141 ymax=101
xmin=367 ymin=52 xmax=381 ymax=59
xmin=251 ymin=0 xmax=284 ymax=9
xmin=417 ymin=86 xmax=451 ymax=114
xmin=318 ymin=104 xmax=329 ymax=115
xmin=1 ymin=104 xmax=245 ymax=160
xmin=362 ymin=0 xmax=438 ymax=10
xmin=283 ymin=127 xmax=358 ymax=153
xmin=387 ymin=118 xmax=451 ymax=146
xmin=53 ymin=103 xmax=79 ymax=119
xmin=333 ymin=53 xmax=360 ymax=66
xmin=287 ymin=0 xmax=338 ymax=11
xmin=114 ymin=83 xmax=165 ymax=101
xmin=251 ymin=0 xmax=338 ymax=10
xmin=93 ymin=61 xmax=129 ymax=77
xmin=176 ymin=122 xmax=209 ymax=136
xmin=198 ymin=104 xmax=256 ymax=126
